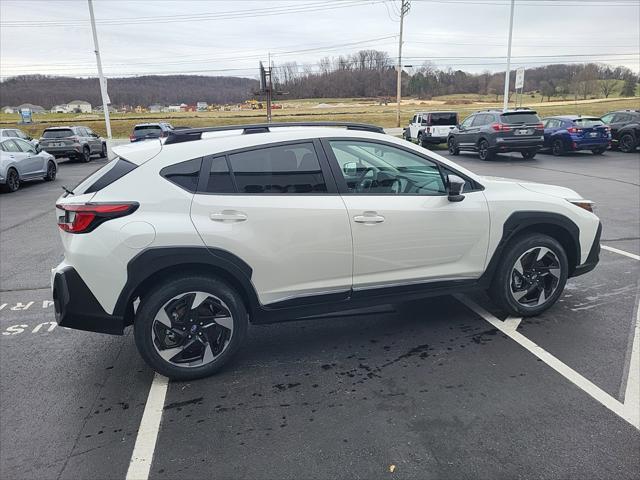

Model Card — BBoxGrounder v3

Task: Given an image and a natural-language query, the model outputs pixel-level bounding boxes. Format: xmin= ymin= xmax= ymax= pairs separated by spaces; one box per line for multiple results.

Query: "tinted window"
xmin=228 ymin=143 xmax=326 ymax=194
xmin=428 ymin=112 xmax=457 ymax=125
xmin=42 ymin=129 xmax=73 ymax=138
xmin=204 ymin=156 xmax=235 ymax=193
xmin=160 ymin=158 xmax=202 ymax=193
xmin=13 ymin=139 xmax=35 ymax=153
xmin=84 ymin=158 xmax=138 ymax=194
xmin=614 ymin=113 xmax=631 ymax=122
xmin=134 ymin=126 xmax=162 ymax=138
xmin=600 ymin=113 xmax=614 ymax=124
xmin=574 ymin=118 xmax=604 ymax=127
xmin=2 ymin=140 xmax=21 ymax=152
xmin=460 ymin=116 xmax=474 ymax=128
xmin=329 ymin=140 xmax=446 ymax=195
xmin=500 ymin=112 xmax=540 ymax=124
xmin=471 ymin=114 xmax=488 ymax=127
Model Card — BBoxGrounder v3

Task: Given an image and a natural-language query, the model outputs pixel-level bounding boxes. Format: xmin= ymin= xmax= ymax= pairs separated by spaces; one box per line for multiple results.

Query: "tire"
xmin=448 ymin=137 xmax=460 ymax=155
xmin=44 ymin=161 xmax=57 ymax=181
xmin=521 ymin=149 xmax=537 ymax=160
xmin=81 ymin=146 xmax=91 ymax=163
xmin=477 ymin=139 xmax=494 ymax=161
xmin=416 ymin=132 xmax=423 ymax=146
xmin=99 ymin=143 xmax=107 ymax=158
xmin=403 ymin=130 xmax=411 ymax=142
xmin=134 ymin=275 xmax=248 ymax=380
xmin=591 ymin=147 xmax=606 ymax=155
xmin=552 ymin=138 xmax=564 ymax=156
xmin=489 ymin=233 xmax=568 ymax=317
xmin=619 ymin=133 xmax=637 ymax=153
xmin=1 ymin=168 xmax=20 ymax=193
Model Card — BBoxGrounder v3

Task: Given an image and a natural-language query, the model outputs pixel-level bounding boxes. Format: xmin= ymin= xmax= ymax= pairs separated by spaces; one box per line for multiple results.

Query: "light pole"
xmin=88 ymin=0 xmax=112 ymax=140
xmin=502 ymin=0 xmax=515 ymax=112
xmin=396 ymin=0 xmax=410 ymax=127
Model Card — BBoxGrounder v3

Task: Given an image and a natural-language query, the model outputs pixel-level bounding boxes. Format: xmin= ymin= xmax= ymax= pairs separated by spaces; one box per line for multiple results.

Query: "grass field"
xmin=2 ymin=95 xmax=638 ymax=139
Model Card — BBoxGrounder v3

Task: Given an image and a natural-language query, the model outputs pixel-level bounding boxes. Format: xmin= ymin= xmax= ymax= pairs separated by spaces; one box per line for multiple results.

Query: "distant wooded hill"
xmin=0 ymin=75 xmax=259 ymax=108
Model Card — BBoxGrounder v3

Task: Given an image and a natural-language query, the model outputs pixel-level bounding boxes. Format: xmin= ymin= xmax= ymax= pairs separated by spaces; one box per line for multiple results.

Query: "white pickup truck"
xmin=403 ymin=111 xmax=458 ymax=147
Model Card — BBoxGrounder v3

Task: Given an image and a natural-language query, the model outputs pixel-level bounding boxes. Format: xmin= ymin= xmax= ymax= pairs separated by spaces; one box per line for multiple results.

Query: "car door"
xmin=1 ymin=139 xmax=29 ymax=176
xmin=85 ymin=128 xmax=101 ymax=152
xmin=543 ymin=119 xmax=559 ymax=147
xmin=13 ymin=139 xmax=43 ymax=177
xmin=409 ymin=115 xmax=419 ymax=138
xmin=323 ymin=138 xmax=490 ymax=290
xmin=190 ymin=140 xmax=353 ymax=306
xmin=607 ymin=113 xmax=629 ymax=140
xmin=455 ymin=115 xmax=476 ymax=148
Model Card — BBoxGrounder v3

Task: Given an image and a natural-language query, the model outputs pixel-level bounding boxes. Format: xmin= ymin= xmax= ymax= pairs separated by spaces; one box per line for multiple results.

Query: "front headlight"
xmin=567 ymin=199 xmax=595 ymax=213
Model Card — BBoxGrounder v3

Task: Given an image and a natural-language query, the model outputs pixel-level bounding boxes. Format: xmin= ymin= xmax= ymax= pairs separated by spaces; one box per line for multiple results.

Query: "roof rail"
xmin=164 ymin=121 xmax=385 ymax=145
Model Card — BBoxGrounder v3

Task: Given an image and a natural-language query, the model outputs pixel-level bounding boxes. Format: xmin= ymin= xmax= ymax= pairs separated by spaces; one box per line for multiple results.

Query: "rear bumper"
xmin=571 ymin=222 xmax=602 ymax=278
xmin=570 ymin=139 xmax=609 ymax=150
xmin=42 ymin=146 xmax=83 ymax=157
xmin=494 ymin=137 xmax=544 ymax=152
xmin=52 ymin=266 xmax=124 ymax=335
xmin=422 ymin=135 xmax=447 ymax=144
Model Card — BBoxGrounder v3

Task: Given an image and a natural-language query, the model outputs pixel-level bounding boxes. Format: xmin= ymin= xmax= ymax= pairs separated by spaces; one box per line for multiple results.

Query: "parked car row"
xmin=404 ymin=109 xmax=639 ymax=160
xmin=0 ymin=125 xmax=106 ymax=193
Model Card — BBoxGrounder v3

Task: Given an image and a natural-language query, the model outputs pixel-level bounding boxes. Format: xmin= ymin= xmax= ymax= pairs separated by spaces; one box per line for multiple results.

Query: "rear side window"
xmin=204 ymin=156 xmax=235 ymax=193
xmin=42 ymin=129 xmax=73 ymax=138
xmin=428 ymin=112 xmax=458 ymax=125
xmin=228 ymin=143 xmax=327 ymax=194
xmin=500 ymin=112 xmax=540 ymax=124
xmin=160 ymin=158 xmax=202 ymax=193
xmin=1 ymin=140 xmax=21 ymax=152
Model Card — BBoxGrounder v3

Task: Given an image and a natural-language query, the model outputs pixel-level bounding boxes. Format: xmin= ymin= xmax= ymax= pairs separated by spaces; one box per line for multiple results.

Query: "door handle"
xmin=354 ymin=211 xmax=385 ymax=224
xmin=209 ymin=210 xmax=247 ymax=222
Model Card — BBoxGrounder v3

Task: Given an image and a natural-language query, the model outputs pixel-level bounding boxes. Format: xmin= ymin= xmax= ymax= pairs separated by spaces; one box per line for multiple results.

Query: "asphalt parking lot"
xmin=1 ymin=145 xmax=638 ymax=480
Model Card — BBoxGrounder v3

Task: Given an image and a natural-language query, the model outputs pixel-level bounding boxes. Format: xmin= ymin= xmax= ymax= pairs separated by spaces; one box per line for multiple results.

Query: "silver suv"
xmin=39 ymin=126 xmax=107 ymax=162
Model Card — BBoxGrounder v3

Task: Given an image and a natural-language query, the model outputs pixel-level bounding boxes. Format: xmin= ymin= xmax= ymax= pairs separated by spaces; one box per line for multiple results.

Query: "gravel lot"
xmin=1 ymin=144 xmax=638 ymax=480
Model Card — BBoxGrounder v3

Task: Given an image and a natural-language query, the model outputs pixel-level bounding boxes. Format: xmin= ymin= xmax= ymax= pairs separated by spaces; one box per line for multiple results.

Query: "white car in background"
xmin=403 ymin=111 xmax=459 ymax=147
xmin=51 ymin=122 xmax=601 ymax=380
xmin=0 ymin=137 xmax=57 ymax=193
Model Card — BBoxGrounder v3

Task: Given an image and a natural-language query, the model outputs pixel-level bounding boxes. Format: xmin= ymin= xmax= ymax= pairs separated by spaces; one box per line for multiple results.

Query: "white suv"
xmin=51 ymin=122 xmax=601 ymax=380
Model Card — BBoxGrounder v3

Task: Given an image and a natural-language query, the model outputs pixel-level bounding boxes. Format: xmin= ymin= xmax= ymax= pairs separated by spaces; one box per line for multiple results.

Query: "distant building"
xmin=51 ymin=104 xmax=68 ymax=113
xmin=2 ymin=106 xmax=17 ymax=114
xmin=165 ymin=105 xmax=181 ymax=112
xmin=148 ymin=104 xmax=163 ymax=113
xmin=17 ymin=103 xmax=45 ymax=113
xmin=67 ymin=100 xmax=92 ymax=113
xmin=196 ymin=101 xmax=208 ymax=111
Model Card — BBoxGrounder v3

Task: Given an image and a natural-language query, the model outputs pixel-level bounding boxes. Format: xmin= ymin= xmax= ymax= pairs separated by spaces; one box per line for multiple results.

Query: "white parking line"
xmin=126 ymin=373 xmax=169 ymax=480
xmin=456 ymin=294 xmax=640 ymax=430
xmin=601 ymin=245 xmax=640 ymax=261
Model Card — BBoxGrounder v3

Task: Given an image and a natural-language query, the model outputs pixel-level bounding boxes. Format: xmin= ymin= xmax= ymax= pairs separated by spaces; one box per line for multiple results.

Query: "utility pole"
xmin=396 ymin=0 xmax=410 ymax=127
xmin=266 ymin=53 xmax=272 ymax=123
xmin=88 ymin=0 xmax=112 ymax=140
xmin=502 ymin=0 xmax=515 ymax=112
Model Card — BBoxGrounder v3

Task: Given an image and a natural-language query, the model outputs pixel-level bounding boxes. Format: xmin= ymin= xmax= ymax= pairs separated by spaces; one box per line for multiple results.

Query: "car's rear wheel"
xmin=552 ymin=138 xmax=564 ymax=156
xmin=478 ymin=139 xmax=494 ymax=161
xmin=1 ymin=168 xmax=20 ymax=193
xmin=448 ymin=137 xmax=460 ymax=155
xmin=416 ymin=132 xmax=423 ymax=146
xmin=100 ymin=143 xmax=107 ymax=158
xmin=44 ymin=161 xmax=57 ymax=181
xmin=521 ymin=149 xmax=537 ymax=160
xmin=403 ymin=130 xmax=411 ymax=142
xmin=619 ymin=133 xmax=637 ymax=153
xmin=591 ymin=147 xmax=606 ymax=155
xmin=134 ymin=275 xmax=248 ymax=380
xmin=82 ymin=146 xmax=91 ymax=163
xmin=489 ymin=233 xmax=568 ymax=317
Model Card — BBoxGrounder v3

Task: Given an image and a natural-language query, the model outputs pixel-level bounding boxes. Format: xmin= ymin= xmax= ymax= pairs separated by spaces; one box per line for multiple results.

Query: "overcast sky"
xmin=1 ymin=0 xmax=639 ymax=80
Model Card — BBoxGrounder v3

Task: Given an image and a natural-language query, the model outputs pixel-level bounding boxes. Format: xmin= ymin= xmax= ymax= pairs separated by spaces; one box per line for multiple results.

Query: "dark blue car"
xmin=542 ymin=116 xmax=611 ymax=156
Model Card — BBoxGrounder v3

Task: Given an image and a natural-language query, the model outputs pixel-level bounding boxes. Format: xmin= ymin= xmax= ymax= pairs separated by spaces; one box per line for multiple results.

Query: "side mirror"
xmin=447 ymin=174 xmax=465 ymax=202
xmin=35 ymin=145 xmax=42 ymax=153
xmin=343 ymin=162 xmax=358 ymax=177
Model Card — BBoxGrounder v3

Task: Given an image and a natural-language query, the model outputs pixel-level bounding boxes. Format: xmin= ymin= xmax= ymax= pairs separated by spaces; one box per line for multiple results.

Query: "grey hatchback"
xmin=39 ymin=126 xmax=106 ymax=162
xmin=0 ymin=137 xmax=57 ymax=193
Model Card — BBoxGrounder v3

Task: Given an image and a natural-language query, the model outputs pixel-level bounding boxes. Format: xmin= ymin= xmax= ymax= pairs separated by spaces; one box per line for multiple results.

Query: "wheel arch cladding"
xmin=483 ymin=211 xmax=581 ymax=284
xmin=114 ymin=247 xmax=259 ymax=326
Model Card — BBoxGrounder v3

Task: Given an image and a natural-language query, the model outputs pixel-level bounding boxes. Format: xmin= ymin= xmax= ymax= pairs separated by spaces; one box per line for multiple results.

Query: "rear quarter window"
xmin=72 ymin=157 xmax=138 ymax=195
xmin=160 ymin=158 xmax=202 ymax=192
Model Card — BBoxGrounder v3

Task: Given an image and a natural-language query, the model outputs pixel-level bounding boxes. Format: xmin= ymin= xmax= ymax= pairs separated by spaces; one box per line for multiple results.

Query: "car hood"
xmin=481 ymin=175 xmax=582 ymax=199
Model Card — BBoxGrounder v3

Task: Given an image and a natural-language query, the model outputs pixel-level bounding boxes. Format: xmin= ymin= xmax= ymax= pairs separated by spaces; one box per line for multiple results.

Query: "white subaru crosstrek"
xmin=51 ymin=122 xmax=601 ymax=380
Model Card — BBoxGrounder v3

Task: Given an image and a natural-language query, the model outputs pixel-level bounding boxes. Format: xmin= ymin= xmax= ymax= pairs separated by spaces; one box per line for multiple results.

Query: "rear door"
xmin=323 ymin=138 xmax=490 ymax=289
xmin=84 ymin=128 xmax=101 ymax=152
xmin=190 ymin=140 xmax=353 ymax=306
xmin=456 ymin=115 xmax=476 ymax=148
xmin=13 ymin=139 xmax=43 ymax=176
xmin=1 ymin=139 xmax=29 ymax=176
xmin=543 ymin=118 xmax=561 ymax=147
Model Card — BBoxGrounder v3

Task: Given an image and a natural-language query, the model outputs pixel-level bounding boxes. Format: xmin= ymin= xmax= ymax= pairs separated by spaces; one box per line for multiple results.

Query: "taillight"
xmin=567 ymin=127 xmax=583 ymax=134
xmin=491 ymin=123 xmax=511 ymax=132
xmin=69 ymin=136 xmax=80 ymax=142
xmin=535 ymin=122 xmax=544 ymax=130
xmin=56 ymin=202 xmax=139 ymax=234
xmin=129 ymin=134 xmax=136 ymax=142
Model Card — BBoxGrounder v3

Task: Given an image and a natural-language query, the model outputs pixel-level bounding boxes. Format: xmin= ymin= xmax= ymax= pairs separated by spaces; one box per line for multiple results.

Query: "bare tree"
xmin=599 ymin=78 xmax=618 ymax=98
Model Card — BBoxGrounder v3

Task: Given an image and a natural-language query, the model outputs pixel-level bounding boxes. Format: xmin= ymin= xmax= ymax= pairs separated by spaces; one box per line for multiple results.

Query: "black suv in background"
xmin=447 ymin=109 xmax=544 ymax=160
xmin=600 ymin=110 xmax=640 ymax=153
xmin=130 ymin=122 xmax=174 ymax=142
xmin=39 ymin=126 xmax=106 ymax=162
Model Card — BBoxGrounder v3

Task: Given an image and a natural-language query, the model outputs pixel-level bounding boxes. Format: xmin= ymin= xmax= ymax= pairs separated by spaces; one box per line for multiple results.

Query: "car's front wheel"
xmin=44 ymin=161 xmax=57 ymax=181
xmin=134 ymin=275 xmax=248 ymax=380
xmin=489 ymin=233 xmax=568 ymax=317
